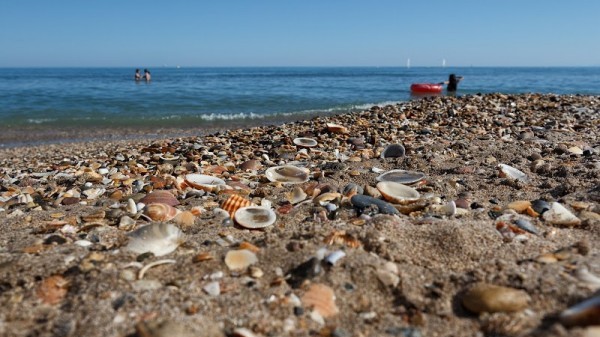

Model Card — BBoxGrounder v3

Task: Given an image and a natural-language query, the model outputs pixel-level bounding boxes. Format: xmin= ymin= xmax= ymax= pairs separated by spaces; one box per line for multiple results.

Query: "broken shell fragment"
xmin=126 ymin=223 xmax=185 ymax=257
xmin=376 ymin=169 xmax=425 ymax=185
xmin=301 ymin=283 xmax=339 ymax=318
xmin=543 ymin=202 xmax=581 ymax=226
xmin=498 ymin=164 xmax=529 ymax=183
xmin=144 ymin=203 xmax=181 ymax=222
xmin=293 ymin=137 xmax=318 ymax=148
xmin=376 ymin=181 xmax=420 ymax=204
xmin=234 ymin=206 xmax=277 ymax=229
xmin=462 ymin=283 xmax=530 ymax=314
xmin=286 ymin=187 xmax=308 ymax=204
xmin=265 ymin=165 xmax=310 ymax=184
xmin=140 ymin=190 xmax=179 ymax=206
xmin=184 ymin=174 xmax=226 ymax=192
xmin=240 ymin=159 xmax=262 ymax=171
xmin=221 ymin=194 xmax=253 ymax=217
xmin=326 ymin=123 xmax=349 ymax=134
xmin=224 ymin=249 xmax=258 ymax=271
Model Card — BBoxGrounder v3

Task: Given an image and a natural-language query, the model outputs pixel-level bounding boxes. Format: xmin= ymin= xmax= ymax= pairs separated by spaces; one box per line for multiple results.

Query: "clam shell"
xmin=498 ymin=164 xmax=529 ymax=183
xmin=380 ymin=144 xmax=406 ymax=158
xmin=293 ymin=137 xmax=318 ymax=148
xmin=221 ymin=194 xmax=253 ymax=217
xmin=301 ymin=283 xmax=339 ymax=318
xmin=126 ymin=222 xmax=185 ymax=256
xmin=560 ymin=294 xmax=600 ymax=327
xmin=224 ymin=249 xmax=258 ymax=270
xmin=286 ymin=186 xmax=308 ymax=204
xmin=265 ymin=165 xmax=310 ymax=184
xmin=240 ymin=159 xmax=262 ymax=171
xmin=140 ymin=190 xmax=179 ymax=206
xmin=376 ymin=181 xmax=420 ymax=204
xmin=376 ymin=170 xmax=426 ymax=184
xmin=234 ymin=206 xmax=277 ymax=229
xmin=326 ymin=123 xmax=349 ymax=134
xmin=184 ymin=174 xmax=226 ymax=192
xmin=144 ymin=203 xmax=181 ymax=221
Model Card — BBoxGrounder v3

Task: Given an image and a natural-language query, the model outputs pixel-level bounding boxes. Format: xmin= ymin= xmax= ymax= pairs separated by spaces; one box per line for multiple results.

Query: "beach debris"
xmin=125 ymin=223 xmax=185 ymax=256
xmin=542 ymin=202 xmax=581 ymax=226
xmin=234 ymin=206 xmax=276 ymax=229
xmin=462 ymin=283 xmax=530 ymax=314
xmin=376 ymin=181 xmax=420 ymax=204
xmin=138 ymin=259 xmax=176 ymax=279
xmin=380 ymin=144 xmax=405 ymax=158
xmin=376 ymin=169 xmax=425 ymax=185
xmin=324 ymin=250 xmax=346 ymax=266
xmin=265 ymin=165 xmax=310 ymax=184
xmin=497 ymin=164 xmax=529 ymax=183
xmin=224 ymin=249 xmax=258 ymax=271
xmin=301 ymin=283 xmax=339 ymax=318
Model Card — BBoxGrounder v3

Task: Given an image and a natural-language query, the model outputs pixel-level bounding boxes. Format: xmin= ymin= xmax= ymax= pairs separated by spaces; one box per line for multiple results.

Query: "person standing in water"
xmin=143 ymin=69 xmax=151 ymax=82
xmin=440 ymin=74 xmax=463 ymax=92
xmin=134 ymin=69 xmax=141 ymax=81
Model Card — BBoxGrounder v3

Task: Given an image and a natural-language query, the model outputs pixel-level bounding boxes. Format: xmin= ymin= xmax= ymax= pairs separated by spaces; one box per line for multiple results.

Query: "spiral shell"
xmin=221 ymin=194 xmax=253 ymax=217
xmin=144 ymin=203 xmax=181 ymax=221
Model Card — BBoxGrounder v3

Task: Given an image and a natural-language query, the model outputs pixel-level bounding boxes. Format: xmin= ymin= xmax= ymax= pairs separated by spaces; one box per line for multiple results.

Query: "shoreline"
xmin=1 ymin=93 xmax=599 ymax=337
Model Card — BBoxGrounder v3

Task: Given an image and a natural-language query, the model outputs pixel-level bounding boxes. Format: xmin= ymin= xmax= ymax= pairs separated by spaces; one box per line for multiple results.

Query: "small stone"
xmin=462 ymin=283 xmax=530 ymax=314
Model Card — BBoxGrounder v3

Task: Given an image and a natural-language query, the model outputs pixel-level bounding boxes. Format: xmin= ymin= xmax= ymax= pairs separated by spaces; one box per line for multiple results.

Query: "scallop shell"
xmin=376 ymin=181 xmax=420 ymax=204
xmin=125 ymin=222 xmax=185 ymax=256
xmin=293 ymin=137 xmax=318 ymax=148
xmin=221 ymin=194 xmax=253 ymax=217
xmin=234 ymin=206 xmax=277 ymax=229
xmin=326 ymin=123 xmax=349 ymax=134
xmin=498 ymin=164 xmax=529 ymax=183
xmin=301 ymin=283 xmax=339 ymax=318
xmin=224 ymin=249 xmax=258 ymax=271
xmin=376 ymin=170 xmax=426 ymax=184
xmin=140 ymin=190 xmax=179 ymax=206
xmin=144 ymin=203 xmax=181 ymax=221
xmin=265 ymin=165 xmax=310 ymax=184
xmin=184 ymin=174 xmax=226 ymax=192
xmin=380 ymin=144 xmax=406 ymax=158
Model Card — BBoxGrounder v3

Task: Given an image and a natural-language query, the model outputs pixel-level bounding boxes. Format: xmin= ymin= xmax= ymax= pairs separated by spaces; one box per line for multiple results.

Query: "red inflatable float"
xmin=410 ymin=83 xmax=443 ymax=94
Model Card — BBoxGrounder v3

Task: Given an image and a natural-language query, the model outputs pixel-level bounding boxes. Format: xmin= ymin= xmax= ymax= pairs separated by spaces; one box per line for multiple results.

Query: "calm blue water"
xmin=1 ymin=67 xmax=599 ymax=129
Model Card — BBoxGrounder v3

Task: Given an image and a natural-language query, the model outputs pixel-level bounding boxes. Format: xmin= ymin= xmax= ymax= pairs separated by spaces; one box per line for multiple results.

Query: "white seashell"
xmin=184 ymin=174 xmax=226 ymax=192
xmin=575 ymin=267 xmax=600 ymax=291
xmin=126 ymin=198 xmax=137 ymax=215
xmin=260 ymin=199 xmax=272 ymax=209
xmin=325 ymin=250 xmax=346 ymax=265
xmin=224 ymin=249 xmax=258 ymax=270
xmin=74 ymin=240 xmax=93 ymax=247
xmin=234 ymin=206 xmax=277 ymax=229
xmin=203 ymin=281 xmax=221 ymax=296
xmin=98 ymin=168 xmax=109 ymax=175
xmin=371 ymin=167 xmax=386 ymax=173
xmin=376 ymin=169 xmax=426 ymax=185
xmin=265 ymin=165 xmax=310 ymax=184
xmin=376 ymin=181 xmax=420 ymax=204
xmin=125 ymin=223 xmax=185 ymax=257
xmin=286 ymin=186 xmax=308 ymax=204
xmin=498 ymin=164 xmax=529 ymax=183
xmin=83 ymin=187 xmax=106 ymax=200
xmin=293 ymin=137 xmax=318 ymax=148
xmin=542 ymin=202 xmax=581 ymax=226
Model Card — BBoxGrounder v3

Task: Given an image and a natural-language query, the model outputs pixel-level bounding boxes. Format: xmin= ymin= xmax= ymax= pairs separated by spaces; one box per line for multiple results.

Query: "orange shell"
xmin=301 ymin=283 xmax=339 ymax=318
xmin=140 ymin=190 xmax=179 ymax=206
xmin=144 ymin=203 xmax=181 ymax=221
xmin=221 ymin=194 xmax=252 ymax=217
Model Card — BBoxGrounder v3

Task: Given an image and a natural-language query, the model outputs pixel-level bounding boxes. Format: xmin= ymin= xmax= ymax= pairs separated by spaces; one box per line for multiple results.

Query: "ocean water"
xmin=1 ymin=67 xmax=599 ymax=129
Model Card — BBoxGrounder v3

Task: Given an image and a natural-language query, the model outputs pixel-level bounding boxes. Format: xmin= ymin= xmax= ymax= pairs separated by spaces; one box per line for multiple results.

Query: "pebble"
xmin=462 ymin=283 xmax=530 ymax=314
xmin=351 ymin=194 xmax=399 ymax=215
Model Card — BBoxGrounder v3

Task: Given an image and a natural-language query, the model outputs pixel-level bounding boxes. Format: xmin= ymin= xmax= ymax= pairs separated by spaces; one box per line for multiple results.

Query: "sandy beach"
xmin=1 ymin=93 xmax=599 ymax=337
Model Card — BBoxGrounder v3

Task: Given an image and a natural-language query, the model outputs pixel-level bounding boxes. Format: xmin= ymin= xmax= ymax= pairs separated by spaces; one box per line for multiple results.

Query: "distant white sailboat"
xmin=407 ymin=58 xmax=411 ymax=69
xmin=442 ymin=59 xmax=446 ymax=68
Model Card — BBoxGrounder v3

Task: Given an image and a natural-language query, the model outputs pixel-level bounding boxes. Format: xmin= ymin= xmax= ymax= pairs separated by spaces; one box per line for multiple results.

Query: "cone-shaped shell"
xmin=126 ymin=222 xmax=185 ymax=256
xmin=185 ymin=174 xmax=226 ymax=192
xmin=140 ymin=190 xmax=179 ymax=206
xmin=293 ymin=137 xmax=318 ymax=148
xmin=234 ymin=206 xmax=277 ymax=229
xmin=144 ymin=203 xmax=181 ymax=221
xmin=221 ymin=194 xmax=253 ymax=217
xmin=498 ymin=164 xmax=529 ymax=183
xmin=301 ymin=283 xmax=339 ymax=318
xmin=326 ymin=123 xmax=349 ymax=134
xmin=376 ymin=181 xmax=420 ymax=204
xmin=376 ymin=169 xmax=426 ymax=184
xmin=224 ymin=249 xmax=258 ymax=270
xmin=265 ymin=165 xmax=310 ymax=184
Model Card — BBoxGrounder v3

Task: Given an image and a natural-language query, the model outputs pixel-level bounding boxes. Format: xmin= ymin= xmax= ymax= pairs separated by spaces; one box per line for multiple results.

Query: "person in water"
xmin=440 ymin=74 xmax=463 ymax=92
xmin=134 ymin=69 xmax=141 ymax=81
xmin=143 ymin=69 xmax=151 ymax=81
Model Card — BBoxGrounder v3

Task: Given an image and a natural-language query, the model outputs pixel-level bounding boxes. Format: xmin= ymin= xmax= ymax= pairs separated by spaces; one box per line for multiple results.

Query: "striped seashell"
xmin=144 ymin=203 xmax=181 ymax=221
xmin=140 ymin=190 xmax=179 ymax=206
xmin=221 ymin=194 xmax=253 ymax=217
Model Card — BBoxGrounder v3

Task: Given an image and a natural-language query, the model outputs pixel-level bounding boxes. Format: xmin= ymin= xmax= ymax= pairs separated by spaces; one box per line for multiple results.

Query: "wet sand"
xmin=0 ymin=93 xmax=599 ymax=337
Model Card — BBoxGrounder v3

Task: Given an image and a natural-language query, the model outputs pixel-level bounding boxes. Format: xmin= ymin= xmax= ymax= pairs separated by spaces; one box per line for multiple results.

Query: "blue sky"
xmin=1 ymin=0 xmax=599 ymax=67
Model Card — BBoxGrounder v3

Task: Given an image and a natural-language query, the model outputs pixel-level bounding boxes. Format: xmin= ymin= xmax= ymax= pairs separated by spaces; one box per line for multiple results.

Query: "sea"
xmin=1 ymin=66 xmax=599 ymax=140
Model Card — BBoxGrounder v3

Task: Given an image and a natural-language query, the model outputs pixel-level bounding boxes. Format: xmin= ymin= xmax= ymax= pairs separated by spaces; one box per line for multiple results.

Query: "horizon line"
xmin=1 ymin=65 xmax=599 ymax=69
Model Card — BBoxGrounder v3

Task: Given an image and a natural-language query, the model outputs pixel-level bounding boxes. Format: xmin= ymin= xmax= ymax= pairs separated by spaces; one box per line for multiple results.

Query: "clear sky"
xmin=1 ymin=0 xmax=599 ymax=67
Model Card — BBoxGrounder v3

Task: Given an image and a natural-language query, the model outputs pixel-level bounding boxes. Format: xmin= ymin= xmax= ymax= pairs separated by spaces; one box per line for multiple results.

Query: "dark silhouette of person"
xmin=442 ymin=74 xmax=463 ymax=92
xmin=143 ymin=69 xmax=151 ymax=81
xmin=135 ymin=69 xmax=141 ymax=81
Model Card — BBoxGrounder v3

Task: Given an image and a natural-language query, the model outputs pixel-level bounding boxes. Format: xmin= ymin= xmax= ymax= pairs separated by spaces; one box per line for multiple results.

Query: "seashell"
xmin=286 ymin=186 xmax=307 ymax=204
xmin=144 ymin=203 xmax=181 ymax=221
xmin=342 ymin=183 xmax=363 ymax=198
xmin=531 ymin=199 xmax=551 ymax=215
xmin=560 ymin=294 xmax=600 ymax=327
xmin=324 ymin=250 xmax=346 ymax=265
xmin=506 ymin=200 xmax=532 ymax=213
xmin=125 ymin=222 xmax=185 ymax=257
xmin=376 ymin=169 xmax=425 ymax=184
xmin=83 ymin=187 xmax=106 ymax=200
xmin=497 ymin=164 xmax=529 ymax=183
xmin=301 ymin=283 xmax=339 ymax=318
xmin=542 ymin=202 xmax=581 ymax=226
xmin=240 ymin=159 xmax=262 ymax=171
xmin=314 ymin=192 xmax=342 ymax=206
xmin=514 ymin=218 xmax=539 ymax=235
xmin=376 ymin=181 xmax=420 ymax=204
xmin=380 ymin=144 xmax=406 ymax=158
xmin=326 ymin=123 xmax=349 ymax=134
xmin=36 ymin=275 xmax=69 ymax=305
xmin=126 ymin=198 xmax=138 ymax=215
xmin=351 ymin=194 xmax=399 ymax=215
xmin=293 ymin=137 xmax=318 ymax=148
xmin=234 ymin=206 xmax=277 ymax=229
xmin=265 ymin=165 xmax=310 ymax=184
xmin=221 ymin=194 xmax=253 ymax=217
xmin=575 ymin=267 xmax=600 ymax=291
xmin=139 ymin=190 xmax=179 ymax=206
xmin=173 ymin=211 xmax=195 ymax=228
xmin=184 ymin=174 xmax=226 ymax=192
xmin=462 ymin=283 xmax=530 ymax=314
xmin=224 ymin=249 xmax=258 ymax=270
